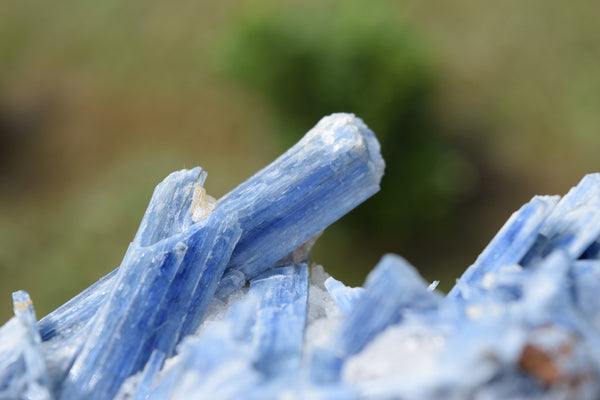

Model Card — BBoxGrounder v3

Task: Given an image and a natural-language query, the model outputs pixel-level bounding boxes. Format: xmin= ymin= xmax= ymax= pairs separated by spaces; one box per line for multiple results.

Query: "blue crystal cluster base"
xmin=2 ymin=113 xmax=600 ymax=399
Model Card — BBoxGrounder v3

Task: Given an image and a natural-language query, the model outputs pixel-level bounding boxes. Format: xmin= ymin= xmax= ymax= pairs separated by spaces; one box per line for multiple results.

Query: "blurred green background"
xmin=1 ymin=0 xmax=599 ymax=322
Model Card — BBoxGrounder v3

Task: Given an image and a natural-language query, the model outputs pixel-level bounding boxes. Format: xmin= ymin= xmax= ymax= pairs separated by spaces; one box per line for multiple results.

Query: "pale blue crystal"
xmin=248 ymin=262 xmax=309 ymax=379
xmin=127 ymin=350 xmax=166 ymax=400
xmin=521 ymin=173 xmax=600 ymax=265
xmin=38 ymin=267 xmax=118 ymax=343
xmin=337 ymin=254 xmax=441 ymax=356
xmin=0 ymin=291 xmax=51 ymax=400
xmin=448 ymin=195 xmax=558 ymax=300
xmin=571 ymin=260 xmax=600 ymax=328
xmin=144 ymin=295 xmax=261 ymax=400
xmin=324 ymin=276 xmax=364 ymax=315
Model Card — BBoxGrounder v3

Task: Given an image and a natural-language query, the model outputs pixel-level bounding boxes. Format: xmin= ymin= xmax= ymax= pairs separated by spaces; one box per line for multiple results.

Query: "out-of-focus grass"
xmin=0 ymin=0 xmax=278 ymax=320
xmin=407 ymin=0 xmax=600 ymax=181
xmin=1 ymin=0 xmax=600 ymax=322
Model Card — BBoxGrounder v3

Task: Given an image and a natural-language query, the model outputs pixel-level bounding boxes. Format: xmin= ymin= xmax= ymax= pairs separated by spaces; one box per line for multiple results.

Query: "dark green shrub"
xmin=218 ymin=1 xmax=471 ymax=237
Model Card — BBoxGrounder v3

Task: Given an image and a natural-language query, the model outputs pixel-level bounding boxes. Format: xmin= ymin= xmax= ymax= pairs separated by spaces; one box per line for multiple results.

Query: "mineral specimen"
xmin=2 ymin=113 xmax=600 ymax=399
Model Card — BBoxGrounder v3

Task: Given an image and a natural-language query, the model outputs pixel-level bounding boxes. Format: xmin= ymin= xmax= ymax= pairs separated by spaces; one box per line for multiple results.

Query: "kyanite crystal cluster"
xmin=2 ymin=113 xmax=600 ymax=399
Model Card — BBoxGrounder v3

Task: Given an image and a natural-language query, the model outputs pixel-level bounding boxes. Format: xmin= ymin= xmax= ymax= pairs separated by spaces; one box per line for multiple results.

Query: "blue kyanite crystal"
xmin=0 ymin=291 xmax=51 ymax=399
xmin=448 ymin=195 xmax=558 ymax=300
xmin=338 ymin=254 xmax=441 ymax=355
xmin=217 ymin=113 xmax=384 ymax=284
xmin=248 ymin=262 xmax=309 ymax=379
xmin=35 ymin=167 xmax=239 ymax=400
xmin=58 ymin=208 xmax=241 ymax=400
xmin=5 ymin=113 xmax=600 ymax=399
xmin=324 ymin=276 xmax=364 ymax=315
xmin=521 ymin=173 xmax=600 ymax=265
xmin=571 ymin=260 xmax=600 ymax=327
xmin=38 ymin=167 xmax=210 ymax=345
xmin=138 ymin=261 xmax=310 ymax=399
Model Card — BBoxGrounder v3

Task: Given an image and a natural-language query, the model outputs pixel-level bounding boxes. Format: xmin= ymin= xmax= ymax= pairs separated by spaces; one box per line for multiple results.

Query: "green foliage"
xmin=218 ymin=1 xmax=472 ymax=237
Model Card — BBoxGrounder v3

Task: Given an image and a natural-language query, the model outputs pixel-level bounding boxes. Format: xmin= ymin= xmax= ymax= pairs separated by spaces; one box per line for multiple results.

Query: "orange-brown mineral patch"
xmin=518 ymin=335 xmax=585 ymax=389
xmin=518 ymin=344 xmax=562 ymax=386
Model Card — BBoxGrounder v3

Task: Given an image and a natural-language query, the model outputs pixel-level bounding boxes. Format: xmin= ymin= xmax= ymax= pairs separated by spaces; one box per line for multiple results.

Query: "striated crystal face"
xmin=2 ymin=113 xmax=600 ymax=399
